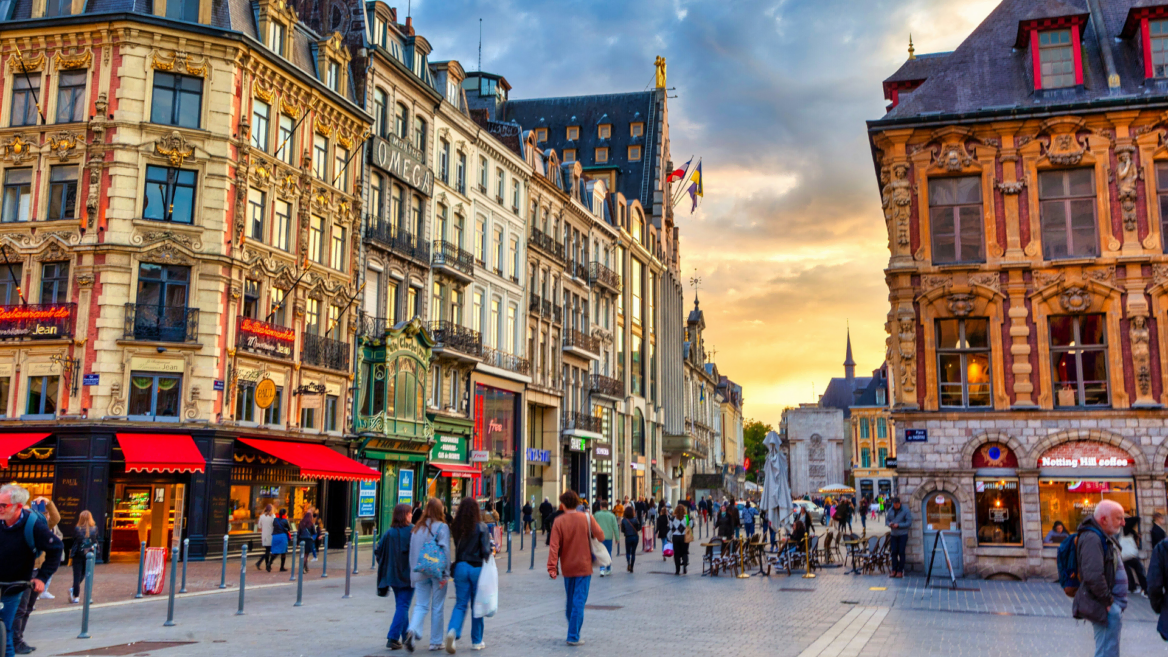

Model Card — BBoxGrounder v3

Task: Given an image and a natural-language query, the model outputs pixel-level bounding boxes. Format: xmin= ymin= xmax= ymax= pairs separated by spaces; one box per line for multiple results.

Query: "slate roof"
xmin=852 ymin=366 xmax=889 ymax=407
xmin=819 ymin=376 xmax=872 ymax=418
xmin=875 ymin=0 xmax=1157 ymax=123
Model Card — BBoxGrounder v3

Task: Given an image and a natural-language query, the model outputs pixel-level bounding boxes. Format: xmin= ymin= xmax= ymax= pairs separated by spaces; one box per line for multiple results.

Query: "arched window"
xmin=373 ymin=88 xmax=388 ymax=137
xmin=632 ymin=408 xmax=645 ymax=456
xmin=396 ymin=358 xmax=417 ymax=419
xmin=631 ymin=208 xmax=643 ymax=243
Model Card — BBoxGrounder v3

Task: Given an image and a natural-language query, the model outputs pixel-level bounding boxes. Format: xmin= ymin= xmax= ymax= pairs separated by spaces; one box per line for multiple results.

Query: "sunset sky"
xmin=412 ymin=0 xmax=1001 ymax=428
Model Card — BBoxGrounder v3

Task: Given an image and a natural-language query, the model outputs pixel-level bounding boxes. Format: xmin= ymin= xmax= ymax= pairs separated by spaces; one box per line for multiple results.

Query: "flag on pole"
xmin=667 ymin=157 xmax=692 ymax=183
xmin=686 ymin=160 xmax=703 ymax=213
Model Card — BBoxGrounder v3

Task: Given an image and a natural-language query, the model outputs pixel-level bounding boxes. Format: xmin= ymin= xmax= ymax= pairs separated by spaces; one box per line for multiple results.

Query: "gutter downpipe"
xmin=1086 ymin=0 xmax=1122 ymax=92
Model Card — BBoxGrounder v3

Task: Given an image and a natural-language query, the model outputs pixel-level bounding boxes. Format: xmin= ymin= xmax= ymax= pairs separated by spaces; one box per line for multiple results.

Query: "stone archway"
xmin=961 ymin=431 xmax=1028 ymax=468
xmin=1028 ymin=428 xmax=1151 ymax=473
xmin=907 ymin=477 xmax=975 ymax=575
xmin=1153 ymin=438 xmax=1168 ymax=475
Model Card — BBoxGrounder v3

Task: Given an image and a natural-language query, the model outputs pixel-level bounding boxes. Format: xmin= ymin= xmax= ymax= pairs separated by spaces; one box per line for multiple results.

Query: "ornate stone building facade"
xmin=870 ymin=0 xmax=1168 ymax=578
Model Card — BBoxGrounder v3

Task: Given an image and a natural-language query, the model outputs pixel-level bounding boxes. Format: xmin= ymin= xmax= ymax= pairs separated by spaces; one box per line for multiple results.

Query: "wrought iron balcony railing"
xmin=590 ymin=373 xmax=624 ymax=398
xmin=528 ymin=228 xmax=564 ymax=261
xmin=563 ymin=327 xmax=600 ymax=356
xmin=365 ymin=216 xmax=431 ymax=262
xmin=0 ymin=303 xmax=76 ymax=340
xmin=562 ymin=411 xmax=602 ymax=433
xmin=588 ymin=261 xmax=621 ymax=290
xmin=481 ymin=346 xmax=531 ymax=376
xmin=432 ymin=240 xmax=475 ymax=278
xmin=429 ymin=320 xmax=482 ymax=358
xmin=124 ymin=303 xmax=198 ymax=342
xmin=358 ymin=313 xmax=389 ymax=338
xmin=301 ymin=332 xmax=351 ymax=371
xmin=528 ymin=295 xmax=542 ymax=315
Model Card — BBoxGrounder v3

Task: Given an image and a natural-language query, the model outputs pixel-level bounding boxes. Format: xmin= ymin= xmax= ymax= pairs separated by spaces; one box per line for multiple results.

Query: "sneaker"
xmin=444 ymin=628 xmax=456 ymax=654
xmin=388 ymin=640 xmax=403 ymax=650
xmin=471 ymin=644 xmax=485 ymax=651
xmin=404 ymin=631 xmax=416 ymax=653
xmin=428 ymin=646 xmax=443 ymax=652
xmin=567 ymin=640 xmax=585 ymax=646
xmin=13 ymin=644 xmax=33 ymax=655
xmin=312 ymin=556 xmax=318 ymax=561
xmin=39 ymin=591 xmax=54 ymax=600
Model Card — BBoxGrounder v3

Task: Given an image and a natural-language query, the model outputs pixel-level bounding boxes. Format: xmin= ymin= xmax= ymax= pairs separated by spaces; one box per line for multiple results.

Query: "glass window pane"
xmin=938 ymin=354 xmax=963 ymax=384
xmin=1067 ymin=168 xmax=1094 ymax=196
xmin=936 ymin=319 xmax=960 ymax=350
xmin=1050 ymin=316 xmax=1075 ymax=346
xmin=929 ymin=179 xmax=954 ymax=206
xmin=1052 ymin=352 xmax=1079 ymax=388
xmin=1080 ymin=315 xmax=1105 ymax=345
xmin=955 ymin=176 xmax=981 ymax=204
xmin=1038 ymin=171 xmax=1064 ymax=199
xmin=964 ymin=319 xmax=989 ymax=348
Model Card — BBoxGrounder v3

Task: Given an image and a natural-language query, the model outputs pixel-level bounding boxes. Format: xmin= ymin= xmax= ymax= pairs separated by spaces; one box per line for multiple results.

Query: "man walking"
xmin=11 ymin=496 xmax=59 ymax=655
xmin=1153 ymin=511 xmax=1166 ymax=550
xmin=547 ymin=491 xmax=604 ymax=647
xmin=858 ymin=497 xmax=870 ymax=533
xmin=886 ymin=497 xmax=911 ymax=578
xmin=593 ymin=501 xmax=618 ymax=577
xmin=1074 ymin=500 xmax=1128 ymax=657
xmin=539 ymin=498 xmax=554 ymax=537
xmin=0 ymin=485 xmax=63 ymax=657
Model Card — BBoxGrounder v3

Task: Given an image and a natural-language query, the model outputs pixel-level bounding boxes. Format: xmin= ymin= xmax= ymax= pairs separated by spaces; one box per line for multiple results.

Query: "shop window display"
xmin=1040 ymin=479 xmax=1135 ymax=543
xmin=227 ymin=482 xmax=317 ymax=534
xmin=974 ymin=479 xmax=1022 ymax=545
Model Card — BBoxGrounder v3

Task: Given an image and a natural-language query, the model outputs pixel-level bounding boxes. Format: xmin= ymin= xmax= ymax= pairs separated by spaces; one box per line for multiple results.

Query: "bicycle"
xmin=0 ymin=581 xmax=35 ymax=652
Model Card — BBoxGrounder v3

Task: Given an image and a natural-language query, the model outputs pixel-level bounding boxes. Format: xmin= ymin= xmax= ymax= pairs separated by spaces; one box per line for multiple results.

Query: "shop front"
xmin=425 ymin=426 xmax=478 ymax=512
xmin=473 ymin=382 xmax=521 ymax=513
xmin=106 ymin=433 xmax=206 ymax=557
xmin=357 ymin=436 xmax=429 ymax=536
xmin=591 ymin=441 xmax=612 ymax=503
xmin=1036 ymin=442 xmax=1137 ymax=544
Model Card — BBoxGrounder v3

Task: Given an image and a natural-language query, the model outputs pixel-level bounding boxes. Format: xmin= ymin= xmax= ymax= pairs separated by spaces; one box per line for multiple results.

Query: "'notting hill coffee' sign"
xmin=370 ymin=134 xmax=434 ymax=196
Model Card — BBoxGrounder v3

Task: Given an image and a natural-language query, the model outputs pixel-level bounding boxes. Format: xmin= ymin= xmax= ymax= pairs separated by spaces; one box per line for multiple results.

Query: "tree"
xmin=743 ymin=419 xmax=773 ymax=483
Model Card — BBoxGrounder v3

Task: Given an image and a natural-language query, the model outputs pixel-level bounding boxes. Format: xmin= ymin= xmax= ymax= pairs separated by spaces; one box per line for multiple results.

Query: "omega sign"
xmin=1040 ymin=456 xmax=1129 ymax=468
xmin=371 ymin=135 xmax=434 ymax=196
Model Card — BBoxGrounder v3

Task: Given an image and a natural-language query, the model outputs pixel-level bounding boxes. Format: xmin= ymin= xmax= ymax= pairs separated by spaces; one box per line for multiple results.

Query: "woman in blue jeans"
xmin=445 ymin=497 xmax=493 ymax=653
xmin=375 ymin=504 xmax=415 ymax=650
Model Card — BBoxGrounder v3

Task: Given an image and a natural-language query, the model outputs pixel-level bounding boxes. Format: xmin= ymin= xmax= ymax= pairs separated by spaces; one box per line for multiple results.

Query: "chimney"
xmin=404 ymin=16 xmax=415 ymax=36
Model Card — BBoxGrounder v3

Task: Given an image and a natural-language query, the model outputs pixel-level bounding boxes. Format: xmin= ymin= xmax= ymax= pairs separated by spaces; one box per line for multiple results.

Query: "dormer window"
xmin=1018 ymin=14 xmax=1085 ymax=91
xmin=327 ymin=61 xmax=342 ymax=93
xmin=566 ymin=126 xmax=579 ymax=141
xmin=598 ymin=124 xmax=611 ymax=139
xmin=372 ymin=16 xmax=388 ymax=49
xmin=536 ymin=128 xmax=547 ymax=142
xmin=595 ymin=148 xmax=609 ymax=163
xmin=1038 ymin=30 xmax=1075 ymax=88
xmin=165 ymin=0 xmax=200 ymax=22
xmin=630 ymin=122 xmax=644 ymax=137
xmin=563 ymin=149 xmax=576 ymax=163
xmin=269 ymin=21 xmax=287 ymax=58
xmin=1152 ymin=20 xmax=1168 ymax=76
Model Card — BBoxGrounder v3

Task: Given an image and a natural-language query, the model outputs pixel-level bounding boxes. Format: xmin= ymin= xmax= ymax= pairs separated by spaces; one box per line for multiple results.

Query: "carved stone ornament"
xmin=142 ymin=244 xmax=194 ymax=266
xmin=923 ymin=275 xmax=952 ymax=292
xmin=1059 ymin=286 xmax=1092 ymax=313
xmin=76 ymin=272 xmax=94 ymax=288
xmin=34 ymin=241 xmax=70 ymax=263
xmin=1034 ymin=270 xmax=1065 ymax=289
xmin=315 ymin=117 xmax=333 ymax=137
xmin=280 ymin=97 xmax=301 ymax=119
xmin=152 ymin=51 xmax=208 ymax=77
xmin=936 ymin=142 xmax=974 ymax=172
xmin=0 ymin=135 xmax=34 ymax=165
xmin=47 ymin=132 xmax=81 ymax=159
xmin=896 ymin=308 xmax=917 ymax=393
xmin=947 ymin=293 xmax=975 ymax=317
xmin=54 ymin=51 xmax=92 ymax=71
xmin=1154 ymin=264 xmax=1168 ymax=288
xmin=994 ymin=178 xmax=1026 ymax=195
xmin=253 ymin=79 xmax=275 ymax=103
xmin=156 ymin=131 xmax=195 ymax=167
xmin=337 ymin=132 xmax=353 ymax=149
xmin=969 ymin=272 xmax=1001 ymax=294
xmin=1043 ymin=133 xmax=1087 ymax=166
xmin=230 ymin=283 xmax=242 ymax=300
xmin=890 ymin=163 xmax=912 ymax=248
xmin=1113 ymin=145 xmax=1140 ymax=232
xmin=1130 ymin=314 xmax=1152 ymax=395
xmin=293 ymin=298 xmax=306 ymax=318
xmin=8 ymin=52 xmax=45 ymax=73
xmin=131 ymin=229 xmax=203 ymax=251
xmin=1084 ymin=265 xmax=1116 ymax=287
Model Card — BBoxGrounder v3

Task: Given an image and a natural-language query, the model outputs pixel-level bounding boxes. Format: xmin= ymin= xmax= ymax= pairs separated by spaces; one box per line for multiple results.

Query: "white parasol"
xmin=761 ymin=430 xmax=793 ymax=529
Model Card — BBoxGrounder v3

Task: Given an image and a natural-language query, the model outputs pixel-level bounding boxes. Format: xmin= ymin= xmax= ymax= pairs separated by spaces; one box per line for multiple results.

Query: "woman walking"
xmin=271 ymin=509 xmax=291 ymax=571
xmin=407 ymin=498 xmax=451 ymax=652
xmin=376 ymin=504 xmax=415 ymax=650
xmin=522 ymin=500 xmax=534 ymax=533
xmin=1122 ymin=516 xmax=1149 ymax=596
xmin=445 ymin=497 xmax=492 ymax=653
xmin=620 ymin=506 xmax=641 ymax=573
xmin=256 ymin=505 xmax=275 ymax=570
xmin=69 ymin=511 xmax=100 ymax=603
xmin=656 ymin=505 xmax=671 ymax=561
xmin=298 ymin=508 xmax=316 ymax=573
xmin=669 ymin=505 xmax=691 ymax=575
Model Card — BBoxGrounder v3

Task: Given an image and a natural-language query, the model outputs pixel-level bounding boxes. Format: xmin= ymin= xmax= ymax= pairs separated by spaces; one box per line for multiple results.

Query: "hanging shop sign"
xmin=470 ymin=450 xmax=490 ymax=463
xmin=237 ymin=317 xmax=295 ymax=359
xmin=255 ymin=378 xmax=277 ymax=409
xmin=593 ymin=442 xmax=612 ymax=461
xmin=430 ymin=435 xmax=468 ymax=463
xmin=567 ymin=437 xmax=587 ymax=453
xmin=357 ymin=480 xmax=377 ymax=517
xmin=885 ymin=457 xmax=897 ymax=468
xmin=525 ymin=448 xmax=551 ymax=464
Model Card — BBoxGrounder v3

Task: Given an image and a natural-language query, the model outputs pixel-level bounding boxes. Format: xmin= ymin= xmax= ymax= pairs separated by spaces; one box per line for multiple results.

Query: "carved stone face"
xmin=1118 ymin=150 xmax=1131 ymax=167
xmin=1132 ymin=315 xmax=1147 ymax=330
xmin=947 ymin=294 xmax=974 ymax=317
xmin=1059 ymin=286 xmax=1092 ymax=314
xmin=944 ymin=147 xmax=962 ymax=171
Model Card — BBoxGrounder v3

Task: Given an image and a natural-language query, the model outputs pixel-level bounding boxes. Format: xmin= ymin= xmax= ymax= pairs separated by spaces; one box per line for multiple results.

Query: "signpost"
xmin=905 ymin=429 xmax=928 ymax=443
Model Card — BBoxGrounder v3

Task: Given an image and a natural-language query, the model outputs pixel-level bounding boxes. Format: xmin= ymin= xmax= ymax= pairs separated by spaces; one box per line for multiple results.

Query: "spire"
xmin=908 ymin=34 xmax=916 ymax=60
xmin=844 ymin=327 xmax=856 ymax=383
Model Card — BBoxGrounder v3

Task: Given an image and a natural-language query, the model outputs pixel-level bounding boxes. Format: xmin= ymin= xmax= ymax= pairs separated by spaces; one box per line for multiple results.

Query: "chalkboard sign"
xmin=54 ymin=464 xmax=88 ymax=532
xmin=207 ymin=472 xmax=232 ymax=534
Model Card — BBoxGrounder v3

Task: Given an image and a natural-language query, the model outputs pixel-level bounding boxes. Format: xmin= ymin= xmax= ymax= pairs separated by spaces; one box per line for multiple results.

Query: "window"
xmin=595 ymin=148 xmax=609 ymax=163
xmin=136 ymin=262 xmax=189 ymax=309
xmin=413 ymin=116 xmax=425 ymax=152
xmin=456 ymin=153 xmax=467 ymax=194
xmin=326 ymin=61 xmax=341 ymax=93
xmin=506 ymin=305 xmax=516 ymax=353
xmin=928 ymin=176 xmax=984 ymax=263
xmin=630 ymin=122 xmax=644 ymax=137
xmin=11 ymin=75 xmax=40 ymax=127
xmin=328 ymin=305 xmax=340 ymax=339
xmin=392 ymin=185 xmax=404 ymax=229
xmin=628 ymin=146 xmax=641 ymax=161
xmin=936 ymin=318 xmax=991 ymax=408
xmin=1038 ymin=29 xmax=1075 ymax=89
xmin=563 ymin=149 xmax=576 ymax=163
xmin=263 ymin=385 xmax=283 ymax=425
xmin=0 ymin=377 xmax=9 ymax=417
xmin=46 ymin=166 xmax=78 ymax=222
xmin=40 ymin=262 xmax=68 ymax=303
xmin=1039 ymin=168 xmax=1097 ymax=259
xmin=566 ymin=126 xmax=579 ymax=140
xmin=309 ymin=216 xmax=325 ymax=264
xmin=439 ymin=139 xmax=450 ymax=183
xmin=877 ymin=418 xmax=887 ymax=439
xmin=479 ymin=157 xmax=489 ymax=190
xmin=1040 ymin=479 xmax=1135 ymax=543
xmin=1152 ymin=20 xmax=1168 ymax=78
xmin=143 ymin=165 xmax=197 ymax=224
xmin=334 ymin=146 xmax=349 ymax=191
xmin=412 ymin=195 xmax=423 ymax=237
xmin=435 ymin=202 xmax=448 ymax=241
xmin=150 ymin=72 xmax=202 ymax=129
xmin=472 ymin=291 xmax=482 ymax=333
xmin=273 ymin=199 xmax=291 ymax=251
xmin=509 ymin=238 xmax=519 ymax=278
xmin=56 ymin=70 xmax=86 ymax=124
xmin=300 ymin=405 xmax=316 ymax=430
xmin=490 ymin=298 xmax=500 ymax=346
xmin=235 ymin=383 xmax=256 ymax=422
xmin=859 ymin=418 xmax=870 ymax=439
xmin=431 ymin=282 xmax=442 ymax=321
xmin=493 ymin=227 xmax=504 ymax=270
xmin=269 ymin=287 xmax=286 ymax=326
xmin=453 ymin=214 xmax=464 ymax=249
xmin=860 ymin=448 xmax=870 ymax=468
xmin=242 ymin=279 xmax=259 ymax=318
xmin=598 ymin=124 xmax=611 ymax=139
xmin=25 ymin=376 xmax=59 ymax=417
xmin=1 ymin=169 xmax=31 ymax=223
xmin=325 ymin=395 xmax=338 ymax=431
xmin=1157 ymin=162 xmax=1168 ymax=251
xmin=975 ymin=479 xmax=1022 ymax=546
xmin=512 ymin=180 xmax=520 ymax=210
xmin=474 ymin=218 xmax=485 ymax=261
xmin=372 ymin=16 xmax=387 ymax=48
xmin=269 ymin=20 xmax=287 ymax=58
xmin=1050 ymin=314 xmax=1108 ymax=407
xmin=373 ymin=88 xmax=387 ymax=137
xmin=305 ymin=298 xmax=320 ymax=335
xmin=128 ymin=372 xmax=181 ymax=419
xmin=408 ymin=287 xmax=419 ymax=319
xmin=632 ymin=259 xmax=643 ymax=325
xmin=0 ymin=266 xmax=22 ymax=305
xmin=251 ymin=100 xmax=270 ymax=151
xmin=313 ymin=135 xmax=328 ymax=180
xmin=395 ymin=103 xmax=407 ymax=139
xmin=277 ymin=114 xmax=295 ymax=165
xmin=165 ymin=0 xmax=199 ymax=22
xmin=536 ymin=128 xmax=547 ymax=142
xmin=248 ymin=188 xmax=265 ymax=241
xmin=330 ymin=225 xmax=345 ymax=271
xmin=878 ymin=447 xmax=888 ymax=467
xmin=45 ymin=0 xmax=71 ymax=16
xmin=496 ymin=168 xmax=505 ymax=200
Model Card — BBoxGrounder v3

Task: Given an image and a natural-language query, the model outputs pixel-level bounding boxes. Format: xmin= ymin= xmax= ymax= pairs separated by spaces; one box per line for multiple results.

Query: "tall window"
xmin=242 ymin=280 xmax=259 ymax=318
xmin=277 ymin=114 xmax=295 ymax=165
xmin=263 ymin=386 xmax=283 ymax=425
xmin=1152 ymin=20 xmax=1168 ymax=77
xmin=373 ymin=88 xmax=387 ymax=137
xmin=859 ymin=418 xmax=870 ymax=439
xmin=861 ymin=448 xmax=871 ymax=468
xmin=39 ymin=262 xmax=68 ymax=303
xmin=431 ymin=282 xmax=442 ymax=321
xmin=150 ymin=72 xmax=202 ymax=129
xmin=309 ymin=217 xmax=325 ymax=264
xmin=128 ymin=372 xmax=181 ymax=419
xmin=472 ymin=291 xmax=483 ymax=333
xmin=235 ymin=382 xmax=256 ymax=422
xmin=334 ymin=146 xmax=349 ymax=191
xmin=936 ymin=318 xmax=991 ymax=408
xmin=325 ymin=395 xmax=338 ymax=431
xmin=165 ymin=0 xmax=199 ymax=22
xmin=143 ymin=165 xmax=197 ymax=224
xmin=493 ymin=227 xmax=504 ymax=271
xmin=328 ymin=305 xmax=341 ymax=340
xmin=439 ymin=139 xmax=450 ymax=183
xmin=878 ymin=447 xmax=888 ymax=468
xmin=273 ymin=200 xmax=291 ymax=251
xmin=631 ymin=259 xmax=643 ymax=326
xmin=395 ymin=103 xmax=408 ymax=139
xmin=10 ymin=76 xmax=40 ymax=127
xmin=496 ymin=168 xmax=505 ymax=199
xmin=412 ymin=196 xmax=423 ymax=237
xmin=512 ymin=180 xmax=520 ymax=209
xmin=474 ymin=219 xmax=485 ymax=261
xmin=413 ymin=117 xmax=426 ymax=152
xmin=46 ymin=166 xmax=78 ymax=222
xmin=248 ymin=188 xmax=265 ymax=240
xmin=1157 ymin=162 xmax=1168 ymax=252
xmin=313 ymin=135 xmax=328 ymax=180
xmin=330 ymin=225 xmax=345 ymax=271
xmin=269 ymin=287 xmax=286 ymax=326
xmin=929 ymin=176 xmax=983 ymax=263
xmin=56 ymin=70 xmax=86 ymax=123
xmin=479 ymin=157 xmax=488 ymax=190
xmin=489 ymin=299 xmax=500 ymax=347
xmin=457 ymin=153 xmax=467 ymax=194
xmin=1051 ymin=314 xmax=1108 ymax=407
xmin=0 ymin=266 xmax=23 ymax=305
xmin=1039 ymin=29 xmax=1075 ymax=89
xmin=509 ymin=238 xmax=519 ymax=279
xmin=269 ymin=21 xmax=287 ymax=58
xmin=25 ymin=376 xmax=59 ymax=417
xmin=326 ymin=61 xmax=341 ymax=93
xmin=251 ymin=100 xmax=270 ymax=151
xmin=392 ymin=185 xmax=404 ymax=230
xmin=1039 ymin=168 xmax=1097 ymax=259
xmin=305 ymin=298 xmax=321 ymax=335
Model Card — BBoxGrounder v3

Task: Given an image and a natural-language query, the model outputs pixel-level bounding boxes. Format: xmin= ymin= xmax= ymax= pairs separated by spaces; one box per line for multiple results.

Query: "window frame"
xmin=39 ymin=261 xmax=69 ymax=304
xmin=251 ymin=99 xmax=270 ymax=152
xmin=46 ymin=165 xmax=79 ymax=222
xmin=150 ymin=71 xmax=203 ymax=129
xmin=566 ymin=126 xmax=579 ymax=141
xmin=55 ymin=69 xmax=87 ymax=124
xmin=10 ymin=74 xmax=41 ymax=127
xmin=936 ymin=317 xmax=993 ymax=409
xmin=126 ymin=371 xmax=182 ymax=421
xmin=1049 ymin=314 xmax=1109 ymax=408
xmin=928 ymin=176 xmax=985 ymax=264
xmin=1038 ymin=167 xmax=1099 ymax=260
xmin=595 ymin=147 xmax=609 ymax=163
xmin=142 ymin=165 xmax=197 ymax=225
xmin=23 ymin=374 xmax=59 ymax=419
xmin=1036 ymin=28 xmax=1077 ymax=90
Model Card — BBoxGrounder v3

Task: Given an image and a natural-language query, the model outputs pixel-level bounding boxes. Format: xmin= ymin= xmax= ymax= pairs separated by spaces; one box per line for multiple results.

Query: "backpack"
xmin=414 ymin=524 xmax=448 ymax=580
xmin=1057 ymin=524 xmax=1106 ymax=597
xmin=23 ymin=510 xmax=43 ymax=559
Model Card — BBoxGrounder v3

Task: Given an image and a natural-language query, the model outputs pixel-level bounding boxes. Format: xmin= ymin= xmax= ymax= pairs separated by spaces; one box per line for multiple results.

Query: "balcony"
xmin=528 ymin=295 xmax=542 ymax=316
xmin=569 ymin=261 xmax=589 ymax=282
xmin=562 ymin=327 xmax=600 ymax=360
xmin=358 ymin=313 xmax=389 ymax=339
xmin=590 ymin=373 xmax=623 ymax=400
xmin=429 ymin=320 xmax=482 ymax=360
xmin=562 ymin=411 xmax=602 ymax=435
xmin=552 ymin=304 xmax=563 ymax=325
xmin=588 ymin=262 xmax=621 ymax=292
xmin=366 ymin=217 xmax=431 ymax=264
xmin=481 ymin=346 xmax=530 ymax=376
xmin=542 ymin=299 xmax=552 ymax=320
xmin=301 ymin=332 xmax=351 ymax=371
xmin=527 ymin=228 xmax=564 ymax=261
xmin=235 ymin=316 xmax=294 ymax=360
xmin=663 ymin=433 xmax=709 ymax=460
xmin=124 ymin=303 xmax=198 ymax=343
xmin=0 ymin=303 xmax=76 ymax=340
xmin=432 ymin=240 xmax=475 ymax=284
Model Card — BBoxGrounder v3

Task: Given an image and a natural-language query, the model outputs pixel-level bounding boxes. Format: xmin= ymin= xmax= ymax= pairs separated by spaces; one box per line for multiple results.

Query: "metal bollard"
xmin=506 ymin=529 xmax=512 ymax=573
xmin=321 ymin=531 xmax=329 ymax=578
xmin=163 ymin=546 xmax=178 ymax=627
xmin=289 ymin=538 xmax=298 ymax=582
xmin=179 ymin=538 xmax=189 ymax=593
xmin=219 ymin=535 xmax=229 ymax=589
xmin=371 ymin=525 xmax=377 ymax=568
xmin=134 ymin=541 xmax=146 ymax=599
xmin=342 ymin=541 xmax=352 ymax=599
xmin=352 ymin=529 xmax=359 ymax=575
xmin=520 ymin=525 xmax=524 ymax=551
xmin=236 ymin=544 xmax=247 ymax=615
xmin=78 ymin=551 xmax=94 ymax=639
xmin=529 ymin=529 xmax=536 ymax=570
xmin=295 ymin=541 xmax=306 ymax=607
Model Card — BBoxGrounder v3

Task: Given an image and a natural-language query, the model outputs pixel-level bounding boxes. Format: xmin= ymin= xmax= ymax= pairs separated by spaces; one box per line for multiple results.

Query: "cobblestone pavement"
xmin=16 ymin=537 xmax=1168 ymax=657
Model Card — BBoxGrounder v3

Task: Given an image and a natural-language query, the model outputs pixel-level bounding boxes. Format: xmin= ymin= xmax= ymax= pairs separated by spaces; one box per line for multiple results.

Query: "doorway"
xmin=923 ymin=491 xmax=963 ymax=578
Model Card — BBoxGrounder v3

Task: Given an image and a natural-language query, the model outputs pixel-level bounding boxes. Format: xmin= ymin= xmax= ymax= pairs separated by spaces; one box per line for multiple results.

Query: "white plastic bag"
xmin=473 ymin=556 xmax=498 ymax=618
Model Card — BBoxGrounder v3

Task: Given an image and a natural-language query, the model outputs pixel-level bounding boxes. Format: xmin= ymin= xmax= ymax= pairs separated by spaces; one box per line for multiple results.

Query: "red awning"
xmin=238 ymin=438 xmax=379 ymax=481
xmin=430 ymin=462 xmax=481 ymax=478
xmin=0 ymin=433 xmax=51 ymax=469
xmin=115 ymin=434 xmax=206 ymax=473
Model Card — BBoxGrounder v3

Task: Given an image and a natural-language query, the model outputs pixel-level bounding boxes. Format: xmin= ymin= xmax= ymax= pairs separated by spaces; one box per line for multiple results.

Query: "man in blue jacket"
xmin=885 ymin=496 xmax=912 ymax=578
xmin=0 ymin=484 xmax=63 ymax=657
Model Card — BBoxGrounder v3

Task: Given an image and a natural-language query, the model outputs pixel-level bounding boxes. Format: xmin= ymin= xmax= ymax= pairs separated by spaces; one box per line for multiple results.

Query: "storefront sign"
xmin=370 ymin=134 xmax=434 ymax=196
xmin=357 ymin=480 xmax=377 ymax=517
xmin=525 ymin=448 xmax=550 ymax=464
xmin=0 ymin=303 xmax=75 ymax=339
xmin=25 ymin=361 xmax=61 ymax=376
xmin=1039 ymin=456 xmax=1129 ymax=468
xmin=430 ymin=435 xmax=467 ymax=463
xmin=567 ymin=437 xmax=587 ymax=453
xmin=475 ymin=385 xmax=517 ymax=459
xmin=130 ymin=356 xmax=184 ymax=373
xmin=593 ymin=442 xmax=612 ymax=461
xmin=905 ymin=429 xmax=927 ymax=443
xmin=398 ymin=469 xmax=414 ymax=506
xmin=237 ymin=317 xmax=295 ymax=359
xmin=630 ymin=462 xmax=644 ymax=471
xmin=255 ymin=379 xmax=277 ymax=409
xmin=82 ymin=374 xmax=99 ymax=386
xmin=470 ymin=450 xmax=489 ymax=463
xmin=885 ymin=457 xmax=897 ymax=468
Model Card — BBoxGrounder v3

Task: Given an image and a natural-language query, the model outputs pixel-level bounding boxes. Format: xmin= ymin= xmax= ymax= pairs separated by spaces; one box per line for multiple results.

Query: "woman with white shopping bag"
xmin=669 ymin=505 xmax=692 ymax=575
xmin=444 ymin=497 xmax=495 ymax=653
